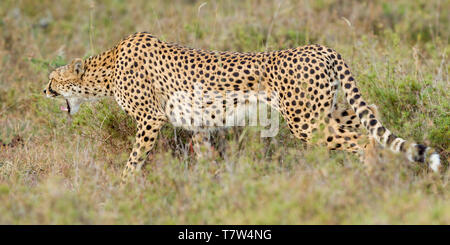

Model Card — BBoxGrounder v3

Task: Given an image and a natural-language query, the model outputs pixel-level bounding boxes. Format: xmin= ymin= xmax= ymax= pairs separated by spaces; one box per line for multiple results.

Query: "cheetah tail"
xmin=332 ymin=53 xmax=441 ymax=172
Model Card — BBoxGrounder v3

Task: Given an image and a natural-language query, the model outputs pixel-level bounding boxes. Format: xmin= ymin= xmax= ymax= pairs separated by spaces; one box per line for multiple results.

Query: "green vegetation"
xmin=0 ymin=0 xmax=448 ymax=224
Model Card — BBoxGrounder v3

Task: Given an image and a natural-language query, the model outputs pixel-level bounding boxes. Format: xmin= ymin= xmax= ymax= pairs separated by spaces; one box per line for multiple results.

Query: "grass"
xmin=0 ymin=0 xmax=449 ymax=224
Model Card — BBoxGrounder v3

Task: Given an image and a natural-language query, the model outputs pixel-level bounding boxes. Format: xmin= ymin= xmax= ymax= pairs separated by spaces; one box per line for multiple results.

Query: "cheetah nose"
xmin=43 ymin=89 xmax=47 ymax=94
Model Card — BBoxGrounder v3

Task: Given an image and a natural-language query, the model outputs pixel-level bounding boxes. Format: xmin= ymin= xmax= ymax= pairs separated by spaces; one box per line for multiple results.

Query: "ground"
xmin=0 ymin=0 xmax=449 ymax=224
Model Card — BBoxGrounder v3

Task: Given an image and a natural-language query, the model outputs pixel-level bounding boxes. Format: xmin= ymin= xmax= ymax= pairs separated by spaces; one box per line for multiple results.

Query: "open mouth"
xmin=60 ymin=99 xmax=71 ymax=114
xmin=46 ymin=90 xmax=60 ymax=98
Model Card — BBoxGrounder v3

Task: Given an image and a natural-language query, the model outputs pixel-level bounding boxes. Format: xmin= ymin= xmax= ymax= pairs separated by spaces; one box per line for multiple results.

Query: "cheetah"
xmin=44 ymin=32 xmax=441 ymax=182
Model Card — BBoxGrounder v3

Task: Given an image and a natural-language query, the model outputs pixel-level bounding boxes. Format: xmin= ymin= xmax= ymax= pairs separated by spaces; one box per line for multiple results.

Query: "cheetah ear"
xmin=71 ymin=58 xmax=84 ymax=77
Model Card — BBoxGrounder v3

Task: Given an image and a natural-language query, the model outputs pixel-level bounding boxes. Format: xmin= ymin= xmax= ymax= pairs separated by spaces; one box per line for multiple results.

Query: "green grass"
xmin=0 ymin=0 xmax=449 ymax=224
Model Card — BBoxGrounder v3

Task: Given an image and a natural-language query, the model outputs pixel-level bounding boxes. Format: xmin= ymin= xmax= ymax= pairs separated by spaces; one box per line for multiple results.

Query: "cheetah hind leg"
xmin=327 ymin=107 xmax=384 ymax=170
xmin=331 ymin=104 xmax=379 ymax=130
xmin=360 ymin=136 xmax=385 ymax=173
xmin=283 ymin=112 xmax=367 ymax=155
xmin=191 ymin=131 xmax=217 ymax=161
xmin=321 ymin=120 xmax=370 ymax=155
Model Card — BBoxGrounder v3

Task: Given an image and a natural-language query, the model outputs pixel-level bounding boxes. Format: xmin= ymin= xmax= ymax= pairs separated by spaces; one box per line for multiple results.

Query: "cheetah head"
xmin=44 ymin=58 xmax=86 ymax=115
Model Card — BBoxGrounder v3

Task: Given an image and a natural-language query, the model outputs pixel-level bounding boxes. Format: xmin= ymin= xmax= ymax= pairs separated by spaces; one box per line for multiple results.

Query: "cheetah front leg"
xmin=121 ymin=116 xmax=167 ymax=183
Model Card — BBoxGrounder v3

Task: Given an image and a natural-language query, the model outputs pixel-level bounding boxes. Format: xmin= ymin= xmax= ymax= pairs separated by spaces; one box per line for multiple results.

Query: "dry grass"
xmin=0 ymin=0 xmax=448 ymax=224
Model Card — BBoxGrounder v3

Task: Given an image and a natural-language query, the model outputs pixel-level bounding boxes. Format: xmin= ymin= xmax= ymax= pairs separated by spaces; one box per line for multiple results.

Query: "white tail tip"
xmin=429 ymin=153 xmax=441 ymax=172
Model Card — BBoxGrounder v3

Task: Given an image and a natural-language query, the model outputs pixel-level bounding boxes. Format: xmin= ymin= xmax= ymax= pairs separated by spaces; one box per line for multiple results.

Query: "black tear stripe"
xmin=48 ymin=81 xmax=60 ymax=97
xmin=66 ymin=99 xmax=71 ymax=114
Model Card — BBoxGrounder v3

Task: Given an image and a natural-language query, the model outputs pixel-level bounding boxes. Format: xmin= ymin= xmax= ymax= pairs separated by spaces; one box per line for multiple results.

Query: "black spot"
xmin=377 ymin=126 xmax=385 ymax=137
xmin=414 ymin=144 xmax=427 ymax=162
xmin=358 ymin=110 xmax=369 ymax=119
xmin=386 ymin=134 xmax=396 ymax=146
xmin=399 ymin=141 xmax=406 ymax=152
